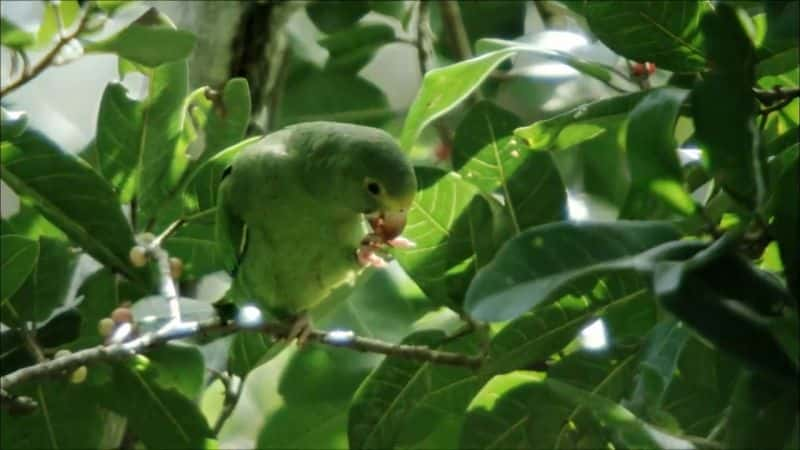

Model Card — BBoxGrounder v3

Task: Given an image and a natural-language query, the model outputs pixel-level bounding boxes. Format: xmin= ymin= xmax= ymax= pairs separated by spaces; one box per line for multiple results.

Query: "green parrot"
xmin=216 ymin=121 xmax=417 ymax=342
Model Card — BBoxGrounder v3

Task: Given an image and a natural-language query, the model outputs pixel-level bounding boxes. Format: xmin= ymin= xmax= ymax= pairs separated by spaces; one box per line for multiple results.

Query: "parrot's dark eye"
xmin=367 ymin=181 xmax=381 ymax=195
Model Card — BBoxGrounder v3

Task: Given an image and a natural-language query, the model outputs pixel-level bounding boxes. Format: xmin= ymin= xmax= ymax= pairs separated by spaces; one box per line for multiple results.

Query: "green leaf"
xmin=485 ymin=288 xmax=651 ymax=375
xmin=452 ymin=101 xmax=567 ymax=234
xmin=435 ymin=1 xmax=526 ymax=58
xmin=465 ymin=221 xmax=698 ymax=322
xmin=227 ymin=331 xmax=276 ymax=377
xmin=0 ymin=17 xmax=34 ymax=49
xmin=1 ymin=106 xmax=28 ymax=140
xmin=1 ymin=382 xmax=106 ymax=449
xmin=2 ymin=236 xmax=77 ymax=325
xmin=197 ymin=78 xmax=251 ymax=165
xmin=653 ymin=258 xmax=796 ymax=382
xmin=35 ymin=0 xmax=80 ymax=49
xmin=100 ymin=364 xmax=214 ymax=449
xmin=1 ymin=130 xmax=142 ymax=283
xmin=84 ymin=8 xmax=196 ymax=67
xmin=692 ymin=3 xmax=763 ymax=207
xmin=661 ymin=337 xmax=741 ymax=436
xmin=400 ymin=48 xmax=517 ymax=150
xmin=392 ymin=167 xmax=503 ymax=308
xmin=95 ymin=58 xmax=188 ymax=224
xmin=320 ymin=23 xmax=396 ymax=72
xmin=181 ymin=136 xmax=261 ymax=215
xmin=163 ymin=215 xmax=224 ymax=280
xmin=0 ymin=234 xmax=38 ymax=300
xmin=621 ymin=87 xmax=695 ymax=219
xmin=306 ymin=0 xmax=370 ymax=33
xmin=572 ymin=0 xmax=710 ymax=73
xmin=147 ymin=343 xmax=205 ymax=400
xmin=460 ymin=371 xmax=571 ymax=449
xmin=725 ymin=372 xmax=799 ymax=449
xmin=276 ymin=66 xmax=392 ymax=128
xmin=348 ymin=330 xmax=483 ymax=450
xmin=514 ymin=91 xmax=648 ymax=151
xmin=625 ymin=320 xmax=691 ymax=416
xmin=546 ymin=378 xmax=696 ymax=449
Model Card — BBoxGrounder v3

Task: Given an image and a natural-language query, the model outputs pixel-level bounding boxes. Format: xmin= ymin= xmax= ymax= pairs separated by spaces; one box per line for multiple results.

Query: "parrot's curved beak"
xmin=368 ymin=210 xmax=407 ymax=241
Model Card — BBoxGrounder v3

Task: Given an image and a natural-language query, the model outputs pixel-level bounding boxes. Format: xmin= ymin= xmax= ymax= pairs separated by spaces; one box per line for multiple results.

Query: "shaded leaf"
xmin=571 ymin=0 xmax=710 ymax=73
xmin=1 ymin=130 xmax=142 ymax=282
xmin=1 ymin=308 xmax=81 ymax=377
xmin=691 ymin=3 xmax=763 ymax=207
xmin=465 ymin=221 xmax=698 ymax=322
xmin=307 ymin=0 xmax=370 ymax=33
xmin=725 ymin=371 xmax=799 ymax=449
xmin=147 ymin=343 xmax=205 ymax=400
xmin=75 ymin=268 xmax=118 ymax=347
xmin=1 ymin=381 xmax=105 ymax=450
xmin=84 ymin=8 xmax=196 ymax=67
xmin=0 ymin=234 xmax=38 ymax=300
xmin=546 ymin=378 xmax=696 ymax=449
xmin=2 ymin=236 xmax=77 ymax=325
xmin=452 ymin=101 xmax=567 ymax=234
xmin=771 ymin=152 xmax=799 ymax=300
xmin=163 ymin=215 xmax=224 ymax=280
xmin=621 ymin=87 xmax=695 ymax=219
xmin=276 ymin=66 xmax=392 ymax=128
xmin=320 ymin=24 xmax=395 ymax=73
xmin=101 ymin=363 xmax=214 ymax=449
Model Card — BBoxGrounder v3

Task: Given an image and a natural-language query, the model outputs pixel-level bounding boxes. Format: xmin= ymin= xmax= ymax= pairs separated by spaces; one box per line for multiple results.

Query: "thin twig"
xmin=211 ymin=370 xmax=242 ymax=434
xmin=416 ymin=0 xmax=454 ymax=150
xmin=0 ymin=6 xmax=92 ymax=97
xmin=19 ymin=324 xmax=46 ymax=363
xmin=760 ymin=96 xmax=796 ymax=115
xmin=753 ymin=86 xmax=800 ymax=105
xmin=439 ymin=0 xmax=472 ymax=61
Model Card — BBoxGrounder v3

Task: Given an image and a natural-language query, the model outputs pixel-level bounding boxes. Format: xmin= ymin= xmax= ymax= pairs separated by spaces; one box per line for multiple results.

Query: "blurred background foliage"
xmin=1 ymin=0 xmax=798 ymax=449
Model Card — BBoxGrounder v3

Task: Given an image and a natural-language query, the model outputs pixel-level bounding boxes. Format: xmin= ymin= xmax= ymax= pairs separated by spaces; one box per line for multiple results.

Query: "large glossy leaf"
xmin=1 ymin=381 xmax=106 ymax=449
xmin=1 ymin=130 xmax=141 ymax=282
xmin=459 ymin=371 xmax=571 ymax=449
xmin=195 ymin=78 xmax=251 ymax=165
xmin=100 ymin=363 xmax=214 ymax=449
xmin=276 ymin=66 xmax=392 ymax=128
xmin=96 ymin=57 xmax=188 ymax=225
xmin=570 ymin=0 xmax=710 ymax=73
xmin=2 ymin=236 xmax=77 ymax=325
xmin=625 ymin=320 xmax=691 ymax=416
xmin=0 ymin=234 xmax=38 ymax=300
xmin=621 ymin=87 xmax=695 ymax=219
xmin=348 ymin=330 xmax=482 ymax=450
xmin=514 ymin=91 xmax=648 ymax=152
xmin=452 ymin=101 xmax=567 ymax=234
xmin=392 ymin=167 xmax=503 ymax=308
xmin=692 ymin=3 xmax=763 ymax=208
xmin=653 ymin=257 xmax=796 ymax=382
xmin=163 ymin=215 xmax=224 ymax=280
xmin=465 ymin=221 xmax=698 ymax=322
xmin=401 ymin=43 xmax=621 ymax=151
xmin=661 ymin=337 xmax=741 ymax=436
xmin=147 ymin=344 xmax=205 ymax=400
xmin=84 ymin=8 xmax=196 ymax=67
xmin=546 ymin=378 xmax=695 ymax=449
xmin=485 ymin=287 xmax=651 ymax=375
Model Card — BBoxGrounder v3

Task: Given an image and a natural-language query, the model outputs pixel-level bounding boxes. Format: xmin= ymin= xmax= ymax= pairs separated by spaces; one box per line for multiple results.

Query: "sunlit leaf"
xmin=0 ymin=234 xmax=38 ymax=300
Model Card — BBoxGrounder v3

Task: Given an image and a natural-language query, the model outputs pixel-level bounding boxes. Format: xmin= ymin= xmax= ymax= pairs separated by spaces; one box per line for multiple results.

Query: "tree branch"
xmin=439 ymin=0 xmax=472 ymax=61
xmin=0 ymin=6 xmax=92 ymax=98
xmin=753 ymin=86 xmax=800 ymax=105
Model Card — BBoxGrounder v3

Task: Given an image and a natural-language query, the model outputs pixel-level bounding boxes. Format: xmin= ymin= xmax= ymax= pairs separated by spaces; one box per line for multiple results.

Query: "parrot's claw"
xmin=286 ymin=312 xmax=313 ymax=347
xmin=387 ymin=236 xmax=416 ymax=249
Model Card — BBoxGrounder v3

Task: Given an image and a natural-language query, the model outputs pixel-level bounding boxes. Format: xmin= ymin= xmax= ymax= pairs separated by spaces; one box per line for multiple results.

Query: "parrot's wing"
xmin=216 ymin=167 xmax=247 ymax=274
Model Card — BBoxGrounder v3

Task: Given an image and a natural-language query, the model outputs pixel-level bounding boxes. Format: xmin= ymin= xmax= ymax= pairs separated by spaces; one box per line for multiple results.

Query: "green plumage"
xmin=216 ymin=122 xmax=416 ymax=317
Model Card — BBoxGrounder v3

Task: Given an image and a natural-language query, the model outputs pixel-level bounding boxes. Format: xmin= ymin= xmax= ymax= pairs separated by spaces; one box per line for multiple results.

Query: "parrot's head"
xmin=295 ymin=122 xmax=417 ymax=241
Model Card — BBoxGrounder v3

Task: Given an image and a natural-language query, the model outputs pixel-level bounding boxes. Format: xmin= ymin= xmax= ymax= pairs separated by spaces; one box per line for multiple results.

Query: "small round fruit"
xmin=69 ymin=366 xmax=88 ymax=384
xmin=98 ymin=317 xmax=115 ymax=337
xmin=129 ymin=246 xmax=148 ymax=267
xmin=169 ymin=257 xmax=183 ymax=279
xmin=111 ymin=306 xmax=133 ymax=324
xmin=54 ymin=349 xmax=72 ymax=359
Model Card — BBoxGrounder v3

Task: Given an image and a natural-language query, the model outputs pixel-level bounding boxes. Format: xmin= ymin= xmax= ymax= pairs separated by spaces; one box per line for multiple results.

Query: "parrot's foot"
xmin=357 ymin=233 xmax=388 ymax=268
xmin=286 ymin=312 xmax=313 ymax=347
